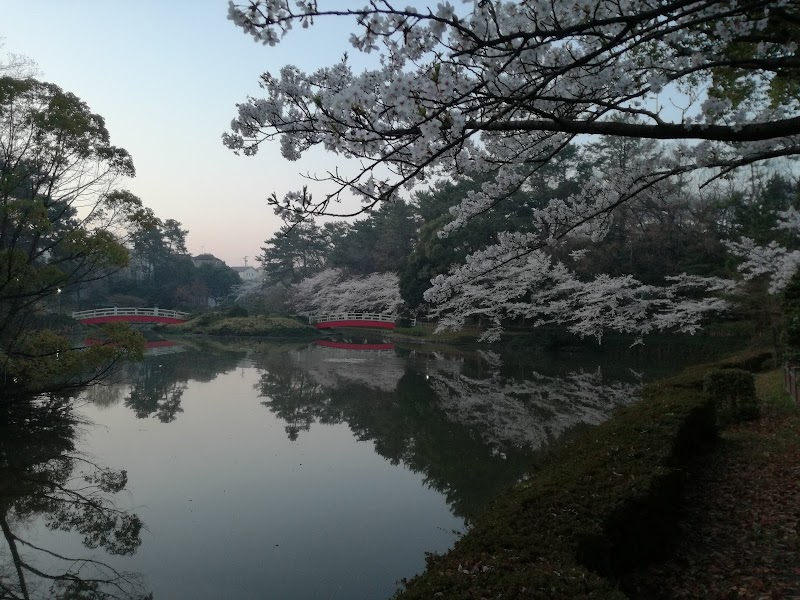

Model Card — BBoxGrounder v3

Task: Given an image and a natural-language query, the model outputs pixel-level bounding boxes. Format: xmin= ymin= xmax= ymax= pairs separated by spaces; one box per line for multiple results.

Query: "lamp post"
xmin=56 ymin=288 xmax=61 ymax=313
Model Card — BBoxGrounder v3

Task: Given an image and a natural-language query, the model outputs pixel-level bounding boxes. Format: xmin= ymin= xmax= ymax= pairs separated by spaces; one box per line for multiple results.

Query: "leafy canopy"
xmin=0 ymin=77 xmax=149 ymax=396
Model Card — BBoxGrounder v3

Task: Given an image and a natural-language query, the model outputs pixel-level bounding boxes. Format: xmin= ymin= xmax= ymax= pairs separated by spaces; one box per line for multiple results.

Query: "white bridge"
xmin=308 ymin=312 xmax=397 ymax=329
xmin=72 ymin=307 xmax=190 ymax=324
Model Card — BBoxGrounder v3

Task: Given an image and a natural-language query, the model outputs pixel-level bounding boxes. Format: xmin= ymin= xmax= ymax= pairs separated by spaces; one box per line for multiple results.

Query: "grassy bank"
xmin=169 ymin=314 xmax=319 ymax=338
xmin=394 ymin=350 xmax=774 ymax=600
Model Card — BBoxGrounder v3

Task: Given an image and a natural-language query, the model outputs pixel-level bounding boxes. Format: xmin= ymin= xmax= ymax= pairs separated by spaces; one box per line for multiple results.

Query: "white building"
xmin=232 ymin=266 xmax=263 ymax=281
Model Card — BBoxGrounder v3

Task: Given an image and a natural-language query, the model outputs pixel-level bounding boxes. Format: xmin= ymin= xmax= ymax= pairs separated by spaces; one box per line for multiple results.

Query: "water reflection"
xmin=0 ymin=397 xmax=150 ymax=599
xmin=258 ymin=360 xmax=326 ymax=441
xmin=83 ymin=338 xmax=186 ymax=357
xmin=123 ymin=358 xmax=187 ymax=423
xmin=85 ymin=341 xmax=247 ymax=423
xmin=303 ymin=339 xmax=405 ymax=392
xmin=314 ymin=340 xmax=395 ymax=351
xmin=254 ymin=344 xmax=641 ymax=519
xmin=263 ymin=341 xmax=401 ymax=439
xmin=52 ymin=336 xmax=740 ymax=599
xmin=426 ymin=349 xmax=640 ymax=449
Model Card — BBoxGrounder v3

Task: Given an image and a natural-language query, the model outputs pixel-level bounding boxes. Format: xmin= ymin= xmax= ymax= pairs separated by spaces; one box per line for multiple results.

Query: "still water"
xmin=0 ymin=336 xmax=729 ymax=599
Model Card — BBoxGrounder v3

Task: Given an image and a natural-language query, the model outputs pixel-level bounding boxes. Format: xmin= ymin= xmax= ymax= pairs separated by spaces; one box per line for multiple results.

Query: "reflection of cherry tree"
xmin=262 ymin=346 xmax=640 ymax=451
xmin=255 ymin=345 xmax=643 ymax=518
xmin=0 ymin=397 xmax=150 ymax=600
xmin=293 ymin=344 xmax=406 ymax=392
xmin=254 ymin=351 xmax=531 ymax=518
xmin=426 ymin=354 xmax=640 ymax=450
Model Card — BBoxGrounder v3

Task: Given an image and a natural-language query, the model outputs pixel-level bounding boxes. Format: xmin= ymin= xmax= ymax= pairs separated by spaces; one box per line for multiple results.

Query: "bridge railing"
xmin=72 ymin=307 xmax=190 ymax=321
xmin=308 ymin=312 xmax=396 ymax=324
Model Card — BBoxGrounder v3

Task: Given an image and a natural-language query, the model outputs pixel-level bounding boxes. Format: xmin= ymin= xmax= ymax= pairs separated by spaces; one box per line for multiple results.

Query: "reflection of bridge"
xmin=315 ymin=340 xmax=395 ymax=351
xmin=73 ymin=307 xmax=190 ymax=325
xmin=309 ymin=313 xmax=396 ymax=329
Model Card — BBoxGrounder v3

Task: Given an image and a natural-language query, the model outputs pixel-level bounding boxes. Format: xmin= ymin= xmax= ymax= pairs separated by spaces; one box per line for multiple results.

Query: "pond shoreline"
xmin=153 ymin=313 xmax=754 ymax=352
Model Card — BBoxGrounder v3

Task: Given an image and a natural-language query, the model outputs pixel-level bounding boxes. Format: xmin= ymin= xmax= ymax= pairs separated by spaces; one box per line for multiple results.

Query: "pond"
xmin=0 ymin=335 xmax=735 ymax=599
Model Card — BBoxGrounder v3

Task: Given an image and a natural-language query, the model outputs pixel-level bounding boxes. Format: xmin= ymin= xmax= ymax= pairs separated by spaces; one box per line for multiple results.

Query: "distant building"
xmin=191 ymin=253 xmax=226 ymax=268
xmin=231 ymin=266 xmax=263 ymax=281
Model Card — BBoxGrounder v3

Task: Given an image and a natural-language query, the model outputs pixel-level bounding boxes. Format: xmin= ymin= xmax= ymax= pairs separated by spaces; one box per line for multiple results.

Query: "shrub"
xmin=227 ymin=305 xmax=249 ymax=318
xmin=703 ymin=368 xmax=759 ymax=426
xmin=195 ymin=313 xmax=220 ymax=327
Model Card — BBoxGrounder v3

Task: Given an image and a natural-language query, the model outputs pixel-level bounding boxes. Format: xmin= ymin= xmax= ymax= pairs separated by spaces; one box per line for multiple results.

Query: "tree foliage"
xmin=0 ymin=76 xmax=149 ymax=396
xmin=287 ymin=268 xmax=403 ymax=317
xmin=259 ymin=219 xmax=330 ymax=286
xmin=195 ymin=262 xmax=241 ymax=300
xmin=327 ymin=200 xmax=418 ymax=275
xmin=128 ymin=215 xmax=188 ymax=280
xmin=95 ymin=225 xmax=242 ymax=310
xmin=400 ymin=163 xmax=575 ymax=306
xmin=728 ymin=202 xmax=800 ymax=294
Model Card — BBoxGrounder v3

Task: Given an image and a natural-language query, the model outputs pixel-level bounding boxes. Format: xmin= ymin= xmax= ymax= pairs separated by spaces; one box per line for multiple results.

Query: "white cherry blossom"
xmin=226 ymin=0 xmax=798 ymax=336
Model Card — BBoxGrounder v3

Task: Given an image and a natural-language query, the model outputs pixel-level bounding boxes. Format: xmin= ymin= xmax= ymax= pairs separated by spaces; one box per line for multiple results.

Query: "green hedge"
xmin=703 ymin=368 xmax=758 ymax=426
xmin=395 ymin=351 xmax=770 ymax=600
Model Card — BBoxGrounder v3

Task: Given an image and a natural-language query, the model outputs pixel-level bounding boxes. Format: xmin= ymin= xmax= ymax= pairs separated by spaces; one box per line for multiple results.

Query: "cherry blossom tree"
xmin=727 ymin=206 xmax=800 ymax=293
xmin=225 ymin=0 xmax=799 ymax=337
xmin=288 ymin=268 xmax=403 ymax=316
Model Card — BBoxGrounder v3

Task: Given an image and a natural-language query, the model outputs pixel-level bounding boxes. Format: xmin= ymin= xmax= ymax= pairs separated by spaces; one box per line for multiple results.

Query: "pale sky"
xmin=1 ymin=1 xmax=369 ymax=267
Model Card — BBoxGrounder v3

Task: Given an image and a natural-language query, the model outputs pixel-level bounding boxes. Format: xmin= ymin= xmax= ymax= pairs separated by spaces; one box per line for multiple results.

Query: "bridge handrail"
xmin=72 ymin=307 xmax=190 ymax=320
xmin=308 ymin=312 xmax=396 ymax=324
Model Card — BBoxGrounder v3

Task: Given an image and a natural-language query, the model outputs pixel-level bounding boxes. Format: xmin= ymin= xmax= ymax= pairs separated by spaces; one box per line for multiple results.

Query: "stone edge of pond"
xmin=393 ymin=349 xmax=774 ymax=600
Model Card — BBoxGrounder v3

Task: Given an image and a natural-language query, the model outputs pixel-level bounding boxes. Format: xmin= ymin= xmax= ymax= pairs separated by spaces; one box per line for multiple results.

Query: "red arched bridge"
xmin=309 ymin=312 xmax=397 ymax=329
xmin=72 ymin=307 xmax=190 ymax=325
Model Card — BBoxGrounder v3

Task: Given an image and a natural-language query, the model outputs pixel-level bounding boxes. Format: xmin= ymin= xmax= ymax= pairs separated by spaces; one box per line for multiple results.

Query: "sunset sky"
xmin=2 ymin=1 xmax=370 ymax=266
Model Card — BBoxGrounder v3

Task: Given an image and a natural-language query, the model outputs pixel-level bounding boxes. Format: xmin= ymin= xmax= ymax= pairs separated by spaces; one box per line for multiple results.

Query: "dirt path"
xmin=624 ymin=371 xmax=800 ymax=600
